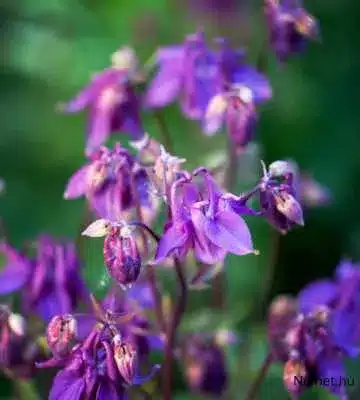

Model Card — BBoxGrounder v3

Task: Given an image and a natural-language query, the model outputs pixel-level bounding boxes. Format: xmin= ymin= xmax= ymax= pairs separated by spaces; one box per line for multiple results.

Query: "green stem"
xmin=244 ymin=353 xmax=273 ymax=400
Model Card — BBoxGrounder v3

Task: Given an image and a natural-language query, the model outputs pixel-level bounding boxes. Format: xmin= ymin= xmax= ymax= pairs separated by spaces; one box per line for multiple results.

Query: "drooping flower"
xmin=64 ymin=144 xmax=156 ymax=222
xmin=60 ymin=47 xmax=144 ymax=156
xmin=268 ymin=263 xmax=360 ymax=400
xmin=38 ymin=290 xmax=160 ymax=400
xmin=264 ymin=0 xmax=319 ymax=62
xmin=0 ymin=237 xmax=87 ymax=321
xmin=145 ymin=31 xmax=219 ymax=120
xmin=154 ymin=168 xmax=255 ymax=265
xmin=182 ymin=334 xmax=228 ymax=396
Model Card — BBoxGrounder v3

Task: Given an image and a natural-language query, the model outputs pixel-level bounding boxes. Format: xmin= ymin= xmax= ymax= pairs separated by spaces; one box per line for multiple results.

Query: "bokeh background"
xmin=1 ymin=0 xmax=360 ymax=398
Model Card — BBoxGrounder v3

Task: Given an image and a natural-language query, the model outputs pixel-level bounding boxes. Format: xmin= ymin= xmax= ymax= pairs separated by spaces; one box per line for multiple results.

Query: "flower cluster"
xmin=1 ymin=1 xmax=343 ymax=399
xmin=268 ymin=260 xmax=360 ymax=399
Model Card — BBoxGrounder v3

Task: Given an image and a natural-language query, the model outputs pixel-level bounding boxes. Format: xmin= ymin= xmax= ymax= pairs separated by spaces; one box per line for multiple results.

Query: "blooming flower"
xmin=64 ymin=144 xmax=155 ymax=222
xmin=0 ymin=237 xmax=87 ymax=321
xmin=155 ymin=168 xmax=255 ymax=265
xmin=264 ymin=0 xmax=319 ymax=62
xmin=268 ymin=261 xmax=360 ymax=399
xmin=60 ymin=47 xmax=144 ymax=156
xmin=145 ymin=31 xmax=218 ymax=120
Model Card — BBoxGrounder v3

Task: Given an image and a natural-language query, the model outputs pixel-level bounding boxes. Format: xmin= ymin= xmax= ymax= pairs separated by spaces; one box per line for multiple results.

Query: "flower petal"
xmin=85 ymin=104 xmax=113 ymax=156
xmin=50 ymin=371 xmax=85 ymax=400
xmin=194 ymin=209 xmax=254 ymax=256
xmin=154 ymin=223 xmax=189 ymax=263
xmin=297 ymin=280 xmax=337 ymax=314
xmin=96 ymin=382 xmax=122 ymax=400
xmin=0 ymin=245 xmax=30 ymax=295
xmin=144 ymin=64 xmax=182 ymax=108
xmin=64 ymin=166 xmax=89 ymax=199
xmin=202 ymin=94 xmax=227 ymax=135
xmin=82 ymin=219 xmax=111 ymax=238
xmin=232 ymin=66 xmax=272 ymax=104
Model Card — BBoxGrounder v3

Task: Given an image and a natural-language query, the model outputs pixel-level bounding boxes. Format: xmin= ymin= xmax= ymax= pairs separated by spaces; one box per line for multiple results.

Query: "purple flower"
xmin=0 ymin=237 xmax=87 ymax=321
xmin=183 ymin=334 xmax=228 ymax=396
xmin=228 ymin=160 xmax=304 ymax=234
xmin=203 ymin=47 xmax=272 ymax=152
xmin=264 ymin=0 xmax=319 ymax=62
xmin=60 ymin=47 xmax=144 ymax=156
xmin=299 ymin=174 xmax=331 ymax=207
xmin=38 ymin=291 xmax=160 ymax=400
xmin=64 ymin=144 xmax=154 ymax=221
xmin=154 ymin=169 xmax=255 ymax=265
xmin=145 ymin=31 xmax=218 ymax=120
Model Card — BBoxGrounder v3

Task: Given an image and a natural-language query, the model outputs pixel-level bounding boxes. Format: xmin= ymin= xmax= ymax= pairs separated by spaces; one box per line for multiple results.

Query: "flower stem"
xmin=163 ymin=257 xmax=188 ymax=400
xmin=130 ymin=173 xmax=166 ymax=334
xmin=154 ymin=111 xmax=173 ymax=153
xmin=244 ymin=353 xmax=273 ymax=400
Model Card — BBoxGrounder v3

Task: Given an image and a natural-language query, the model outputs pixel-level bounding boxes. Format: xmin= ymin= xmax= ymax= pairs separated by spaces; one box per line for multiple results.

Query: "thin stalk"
xmin=163 ymin=257 xmax=187 ymax=400
xmin=154 ymin=111 xmax=173 ymax=153
xmin=244 ymin=353 xmax=273 ymax=400
xmin=130 ymin=172 xmax=166 ymax=333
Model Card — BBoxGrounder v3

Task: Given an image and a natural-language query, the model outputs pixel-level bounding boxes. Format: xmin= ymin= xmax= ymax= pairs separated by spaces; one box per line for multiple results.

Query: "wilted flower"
xmin=264 ymin=0 xmax=319 ymax=62
xmin=60 ymin=47 xmax=144 ymax=156
xmin=0 ymin=237 xmax=87 ymax=321
xmin=183 ymin=334 xmax=228 ymax=396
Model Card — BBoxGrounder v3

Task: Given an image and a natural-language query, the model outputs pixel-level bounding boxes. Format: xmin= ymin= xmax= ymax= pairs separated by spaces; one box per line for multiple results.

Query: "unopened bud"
xmin=283 ymin=359 xmax=307 ymax=396
xmin=104 ymin=229 xmax=141 ymax=286
xmin=274 ymin=191 xmax=304 ymax=226
xmin=46 ymin=314 xmax=77 ymax=357
xmin=113 ymin=340 xmax=138 ymax=384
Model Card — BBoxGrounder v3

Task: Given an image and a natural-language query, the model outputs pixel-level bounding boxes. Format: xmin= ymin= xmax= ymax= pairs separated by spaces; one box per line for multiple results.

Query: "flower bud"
xmin=268 ymin=160 xmax=297 ymax=178
xmin=103 ymin=227 xmax=141 ymax=286
xmin=113 ymin=337 xmax=138 ymax=384
xmin=46 ymin=314 xmax=77 ymax=357
xmin=283 ymin=359 xmax=307 ymax=397
xmin=274 ymin=191 xmax=304 ymax=226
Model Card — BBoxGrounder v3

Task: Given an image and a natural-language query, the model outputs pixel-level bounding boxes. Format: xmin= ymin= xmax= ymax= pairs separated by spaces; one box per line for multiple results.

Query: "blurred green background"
xmin=1 ymin=0 xmax=360 ymax=399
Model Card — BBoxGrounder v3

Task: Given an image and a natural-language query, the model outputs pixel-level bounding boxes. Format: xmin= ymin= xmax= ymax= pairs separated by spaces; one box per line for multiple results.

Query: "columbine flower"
xmin=60 ymin=47 xmax=144 ymax=156
xmin=145 ymin=31 xmax=219 ymax=119
xmin=38 ymin=291 xmax=160 ymax=400
xmin=268 ymin=270 xmax=360 ymax=400
xmin=264 ymin=0 xmax=319 ymax=62
xmin=0 ymin=237 xmax=87 ymax=321
xmin=183 ymin=334 xmax=228 ymax=396
xmin=203 ymin=42 xmax=272 ymax=152
xmin=82 ymin=220 xmax=142 ymax=289
xmin=155 ymin=168 xmax=255 ymax=265
xmin=64 ymin=144 xmax=154 ymax=221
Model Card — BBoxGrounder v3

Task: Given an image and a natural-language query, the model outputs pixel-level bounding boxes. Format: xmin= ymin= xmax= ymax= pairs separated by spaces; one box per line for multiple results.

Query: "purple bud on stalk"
xmin=113 ymin=335 xmax=138 ymax=384
xmin=46 ymin=314 xmax=77 ymax=357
